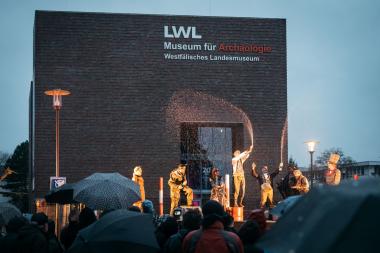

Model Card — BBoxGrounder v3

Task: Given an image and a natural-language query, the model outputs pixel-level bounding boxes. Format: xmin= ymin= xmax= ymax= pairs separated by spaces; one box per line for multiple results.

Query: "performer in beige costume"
xmin=132 ymin=166 xmax=145 ymax=208
xmin=168 ymin=164 xmax=193 ymax=215
xmin=232 ymin=145 xmax=253 ymax=207
xmin=325 ymin=153 xmax=341 ymax=185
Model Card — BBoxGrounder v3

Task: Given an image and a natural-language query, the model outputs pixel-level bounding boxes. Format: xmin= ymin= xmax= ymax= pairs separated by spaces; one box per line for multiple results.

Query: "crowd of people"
xmin=0 ymin=199 xmax=271 ymax=253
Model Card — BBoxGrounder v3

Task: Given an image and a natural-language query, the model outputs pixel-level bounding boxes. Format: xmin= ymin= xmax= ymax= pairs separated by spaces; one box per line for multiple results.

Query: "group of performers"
xmin=130 ymin=147 xmax=342 ymax=215
xmin=167 ymin=146 xmax=342 ymax=214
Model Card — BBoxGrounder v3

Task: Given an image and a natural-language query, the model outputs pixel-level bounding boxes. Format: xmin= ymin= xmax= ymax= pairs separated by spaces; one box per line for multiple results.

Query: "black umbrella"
xmin=68 ymin=209 xmax=159 ymax=253
xmin=72 ymin=172 xmax=140 ymax=210
xmin=45 ymin=183 xmax=76 ymax=204
xmin=0 ymin=202 xmax=22 ymax=226
xmin=257 ymin=178 xmax=380 ymax=253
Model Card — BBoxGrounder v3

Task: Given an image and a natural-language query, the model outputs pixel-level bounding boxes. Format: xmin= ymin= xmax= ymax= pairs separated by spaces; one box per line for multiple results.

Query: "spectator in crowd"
xmin=163 ymin=209 xmax=202 ymax=253
xmin=17 ymin=212 xmax=50 ymax=253
xmin=142 ymin=200 xmax=159 ymax=227
xmin=47 ymin=220 xmax=63 ymax=253
xmin=155 ymin=215 xmax=178 ymax=251
xmin=223 ymin=213 xmax=237 ymax=234
xmin=247 ymin=209 xmax=267 ymax=235
xmin=238 ymin=220 xmax=264 ymax=253
xmin=78 ymin=207 xmax=97 ymax=230
xmin=60 ymin=209 xmax=80 ymax=250
xmin=183 ymin=200 xmax=243 ymax=253
xmin=0 ymin=216 xmax=28 ymax=253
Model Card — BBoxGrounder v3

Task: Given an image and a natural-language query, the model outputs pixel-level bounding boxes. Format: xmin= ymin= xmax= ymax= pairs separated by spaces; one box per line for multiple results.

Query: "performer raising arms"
xmin=232 ymin=145 xmax=253 ymax=207
xmin=168 ymin=164 xmax=193 ymax=215
xmin=252 ymin=162 xmax=283 ymax=209
xmin=209 ymin=167 xmax=227 ymax=209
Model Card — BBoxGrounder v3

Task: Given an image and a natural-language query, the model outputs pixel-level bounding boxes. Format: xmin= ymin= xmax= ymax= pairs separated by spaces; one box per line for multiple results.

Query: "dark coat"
xmin=163 ymin=229 xmax=190 ymax=253
xmin=60 ymin=222 xmax=80 ymax=250
xmin=16 ymin=224 xmax=49 ymax=253
xmin=0 ymin=232 xmax=18 ymax=253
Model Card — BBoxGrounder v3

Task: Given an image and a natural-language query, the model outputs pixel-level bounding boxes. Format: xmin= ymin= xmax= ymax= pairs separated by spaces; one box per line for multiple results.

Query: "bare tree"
xmin=315 ymin=147 xmax=356 ymax=167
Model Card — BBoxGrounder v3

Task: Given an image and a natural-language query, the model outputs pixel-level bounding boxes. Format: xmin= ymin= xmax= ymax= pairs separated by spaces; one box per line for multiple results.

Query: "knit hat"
xmin=142 ymin=199 xmax=154 ymax=214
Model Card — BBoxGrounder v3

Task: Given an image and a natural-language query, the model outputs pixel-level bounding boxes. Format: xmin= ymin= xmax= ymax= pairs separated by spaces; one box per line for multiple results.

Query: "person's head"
xmin=238 ymin=220 xmax=262 ymax=244
xmin=31 ymin=212 xmax=49 ymax=233
xmin=142 ymin=200 xmax=154 ymax=214
xmin=201 ymin=200 xmax=225 ymax=229
xmin=261 ymin=166 xmax=269 ymax=174
xmin=177 ymin=164 xmax=186 ymax=174
xmin=288 ymin=165 xmax=295 ymax=173
xmin=233 ymin=150 xmax=241 ymax=157
xmin=79 ymin=207 xmax=97 ymax=229
xmin=133 ymin=166 xmax=143 ymax=176
xmin=247 ymin=209 xmax=267 ymax=235
xmin=210 ymin=168 xmax=220 ymax=180
xmin=128 ymin=206 xmax=141 ymax=213
xmin=293 ymin=169 xmax=302 ymax=178
xmin=6 ymin=216 xmax=28 ymax=233
xmin=157 ymin=215 xmax=178 ymax=236
xmin=182 ymin=209 xmax=202 ymax=231
xmin=223 ymin=213 xmax=234 ymax=228
xmin=68 ymin=209 xmax=80 ymax=223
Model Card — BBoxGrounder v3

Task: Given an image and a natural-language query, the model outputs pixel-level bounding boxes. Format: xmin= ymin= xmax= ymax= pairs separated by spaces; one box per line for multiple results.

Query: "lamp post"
xmin=45 ymin=89 xmax=70 ymax=235
xmin=305 ymin=140 xmax=319 ymax=188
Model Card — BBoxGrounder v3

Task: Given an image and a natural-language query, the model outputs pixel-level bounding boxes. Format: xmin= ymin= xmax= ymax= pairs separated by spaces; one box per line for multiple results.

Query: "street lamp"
xmin=305 ymin=140 xmax=319 ymax=188
xmin=44 ymin=89 xmax=70 ymax=178
xmin=45 ymin=89 xmax=70 ymax=235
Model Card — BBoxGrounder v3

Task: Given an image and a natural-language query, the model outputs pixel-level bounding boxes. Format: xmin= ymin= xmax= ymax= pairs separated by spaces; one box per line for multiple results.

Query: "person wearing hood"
xmin=183 ymin=200 xmax=243 ymax=253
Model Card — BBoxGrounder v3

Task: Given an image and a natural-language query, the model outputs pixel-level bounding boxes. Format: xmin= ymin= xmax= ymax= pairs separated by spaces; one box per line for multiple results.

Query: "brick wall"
xmin=32 ymin=11 xmax=287 ymax=213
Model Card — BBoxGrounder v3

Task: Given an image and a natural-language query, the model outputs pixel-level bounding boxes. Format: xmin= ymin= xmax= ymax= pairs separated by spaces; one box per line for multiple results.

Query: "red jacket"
xmin=182 ymin=221 xmax=243 ymax=253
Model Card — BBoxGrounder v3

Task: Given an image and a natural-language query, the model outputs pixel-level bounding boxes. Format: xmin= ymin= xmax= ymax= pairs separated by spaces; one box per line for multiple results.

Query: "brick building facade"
xmin=31 ymin=11 xmax=287 ymax=213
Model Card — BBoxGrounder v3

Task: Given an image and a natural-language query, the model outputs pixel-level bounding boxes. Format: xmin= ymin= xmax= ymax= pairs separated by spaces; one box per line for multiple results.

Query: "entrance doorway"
xmin=180 ymin=122 xmax=243 ymax=205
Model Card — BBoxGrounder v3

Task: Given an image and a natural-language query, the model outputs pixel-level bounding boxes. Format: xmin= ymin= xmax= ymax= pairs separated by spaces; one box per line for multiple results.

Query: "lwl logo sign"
xmin=164 ymin=26 xmax=202 ymax=39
